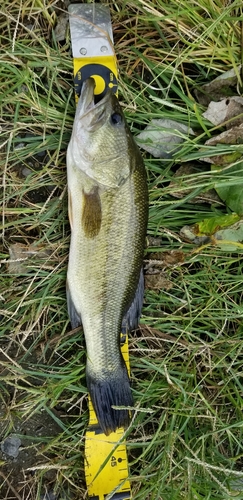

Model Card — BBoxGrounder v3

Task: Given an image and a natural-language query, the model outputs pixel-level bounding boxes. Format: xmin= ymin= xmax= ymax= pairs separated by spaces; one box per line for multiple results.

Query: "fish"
xmin=66 ymin=78 xmax=148 ymax=436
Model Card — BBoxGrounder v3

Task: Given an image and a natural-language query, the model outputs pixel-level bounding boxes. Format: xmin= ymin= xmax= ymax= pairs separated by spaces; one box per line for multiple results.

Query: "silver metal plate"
xmin=68 ymin=4 xmax=114 ymax=59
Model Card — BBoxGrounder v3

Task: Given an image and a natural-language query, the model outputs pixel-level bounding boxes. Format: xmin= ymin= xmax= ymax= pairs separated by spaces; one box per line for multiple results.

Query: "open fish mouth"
xmin=80 ymin=77 xmax=112 ymax=116
xmin=80 ymin=78 xmax=95 ymax=114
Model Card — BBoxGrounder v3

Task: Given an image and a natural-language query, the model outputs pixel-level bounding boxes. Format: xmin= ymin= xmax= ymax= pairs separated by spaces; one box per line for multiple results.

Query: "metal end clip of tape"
xmin=69 ymin=3 xmax=118 ymax=101
xmin=68 ymin=4 xmax=131 ymax=499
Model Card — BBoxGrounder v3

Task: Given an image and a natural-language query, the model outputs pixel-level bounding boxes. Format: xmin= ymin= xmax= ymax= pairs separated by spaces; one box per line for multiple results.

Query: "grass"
xmin=1 ymin=0 xmax=243 ymax=498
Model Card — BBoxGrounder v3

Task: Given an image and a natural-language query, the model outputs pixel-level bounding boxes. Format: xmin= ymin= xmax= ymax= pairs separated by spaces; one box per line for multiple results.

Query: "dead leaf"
xmin=144 ymin=250 xmax=185 ymax=272
xmin=203 ymin=96 xmax=243 ymax=127
xmin=147 ymin=236 xmax=162 ymax=247
xmin=195 ymin=66 xmax=241 ymax=106
xmin=211 ymin=162 xmax=243 ymax=215
xmin=205 ymin=123 xmax=243 ymax=146
xmin=54 ymin=13 xmax=69 ymax=42
xmin=161 ymin=250 xmax=185 ymax=266
xmin=145 ymin=274 xmax=173 ymax=291
xmin=203 ymin=99 xmax=229 ymax=126
xmin=136 ymin=119 xmax=195 ymax=158
xmin=8 ymin=243 xmax=51 ymax=274
xmin=180 ymin=214 xmax=243 ymax=251
xmin=201 ymin=97 xmax=243 ymax=164
xmin=180 ymin=226 xmax=210 ymax=245
xmin=201 ymin=150 xmax=242 ymax=166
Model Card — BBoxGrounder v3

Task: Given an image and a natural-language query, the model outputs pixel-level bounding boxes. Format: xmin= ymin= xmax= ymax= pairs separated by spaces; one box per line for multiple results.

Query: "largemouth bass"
xmin=66 ymin=78 xmax=148 ymax=436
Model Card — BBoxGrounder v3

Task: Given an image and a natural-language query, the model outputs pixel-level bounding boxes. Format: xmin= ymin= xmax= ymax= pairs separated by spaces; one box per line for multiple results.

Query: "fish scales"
xmin=66 ymin=78 xmax=148 ymax=435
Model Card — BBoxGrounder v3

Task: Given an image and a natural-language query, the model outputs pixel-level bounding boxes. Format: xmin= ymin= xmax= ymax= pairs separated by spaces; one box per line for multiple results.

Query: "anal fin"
xmin=122 ymin=267 xmax=144 ymax=333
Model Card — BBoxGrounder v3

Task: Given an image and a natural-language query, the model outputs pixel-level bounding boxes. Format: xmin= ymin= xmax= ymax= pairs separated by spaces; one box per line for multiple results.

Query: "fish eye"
xmin=110 ymin=112 xmax=123 ymax=126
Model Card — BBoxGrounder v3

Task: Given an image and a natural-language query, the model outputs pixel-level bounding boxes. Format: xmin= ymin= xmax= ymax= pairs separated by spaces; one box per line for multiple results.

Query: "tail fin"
xmin=86 ymin=361 xmax=133 ymax=436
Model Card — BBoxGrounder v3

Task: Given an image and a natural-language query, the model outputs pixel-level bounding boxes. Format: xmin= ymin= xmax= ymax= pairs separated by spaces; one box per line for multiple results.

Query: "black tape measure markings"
xmin=74 ymin=63 xmax=118 ymax=98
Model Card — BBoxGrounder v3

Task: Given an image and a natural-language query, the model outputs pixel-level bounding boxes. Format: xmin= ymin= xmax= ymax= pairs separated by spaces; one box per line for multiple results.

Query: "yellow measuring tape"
xmin=85 ymin=335 xmax=131 ymax=500
xmin=68 ymin=4 xmax=131 ymax=499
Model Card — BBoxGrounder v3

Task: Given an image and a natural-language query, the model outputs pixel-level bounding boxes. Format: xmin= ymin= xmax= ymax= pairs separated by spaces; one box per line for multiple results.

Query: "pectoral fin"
xmin=66 ymin=280 xmax=82 ymax=329
xmin=122 ymin=267 xmax=144 ymax=333
xmin=82 ymin=187 xmax=102 ymax=238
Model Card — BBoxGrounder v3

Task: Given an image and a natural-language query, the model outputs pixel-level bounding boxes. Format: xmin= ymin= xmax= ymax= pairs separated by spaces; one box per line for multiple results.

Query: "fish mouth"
xmin=79 ymin=78 xmax=112 ymax=130
xmin=80 ymin=77 xmax=111 ymax=116
xmin=80 ymin=78 xmax=96 ymax=114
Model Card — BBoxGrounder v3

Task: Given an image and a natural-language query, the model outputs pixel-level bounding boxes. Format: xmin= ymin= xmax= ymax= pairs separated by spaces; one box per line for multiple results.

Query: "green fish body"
xmin=66 ymin=78 xmax=148 ymax=435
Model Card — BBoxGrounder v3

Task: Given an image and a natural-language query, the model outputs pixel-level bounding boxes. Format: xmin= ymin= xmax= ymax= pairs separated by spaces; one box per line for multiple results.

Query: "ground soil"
xmin=0 ymin=343 xmax=74 ymax=500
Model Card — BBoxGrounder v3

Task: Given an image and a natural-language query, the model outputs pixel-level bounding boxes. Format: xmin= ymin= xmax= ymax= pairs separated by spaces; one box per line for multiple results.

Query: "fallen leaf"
xmin=228 ymin=478 xmax=243 ymax=493
xmin=201 ymin=150 xmax=242 ymax=166
xmin=197 ymin=213 xmax=239 ymax=235
xmin=195 ymin=66 xmax=241 ymax=106
xmin=8 ymin=243 xmax=51 ymax=274
xmin=180 ymin=225 xmax=210 ymax=245
xmin=145 ymin=274 xmax=173 ymax=291
xmin=205 ymin=123 xmax=243 ymax=146
xmin=180 ymin=213 xmax=239 ymax=242
xmin=202 ymin=96 xmax=243 ymax=127
xmin=180 ymin=214 xmax=243 ymax=251
xmin=147 ymin=236 xmax=162 ymax=247
xmin=144 ymin=251 xmax=185 ymax=278
xmin=54 ymin=13 xmax=69 ymax=42
xmin=211 ymin=161 xmax=243 ymax=215
xmin=203 ymin=99 xmax=229 ymax=126
xmin=217 ymin=221 xmax=243 ymax=251
xmin=136 ymin=119 xmax=195 ymax=158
